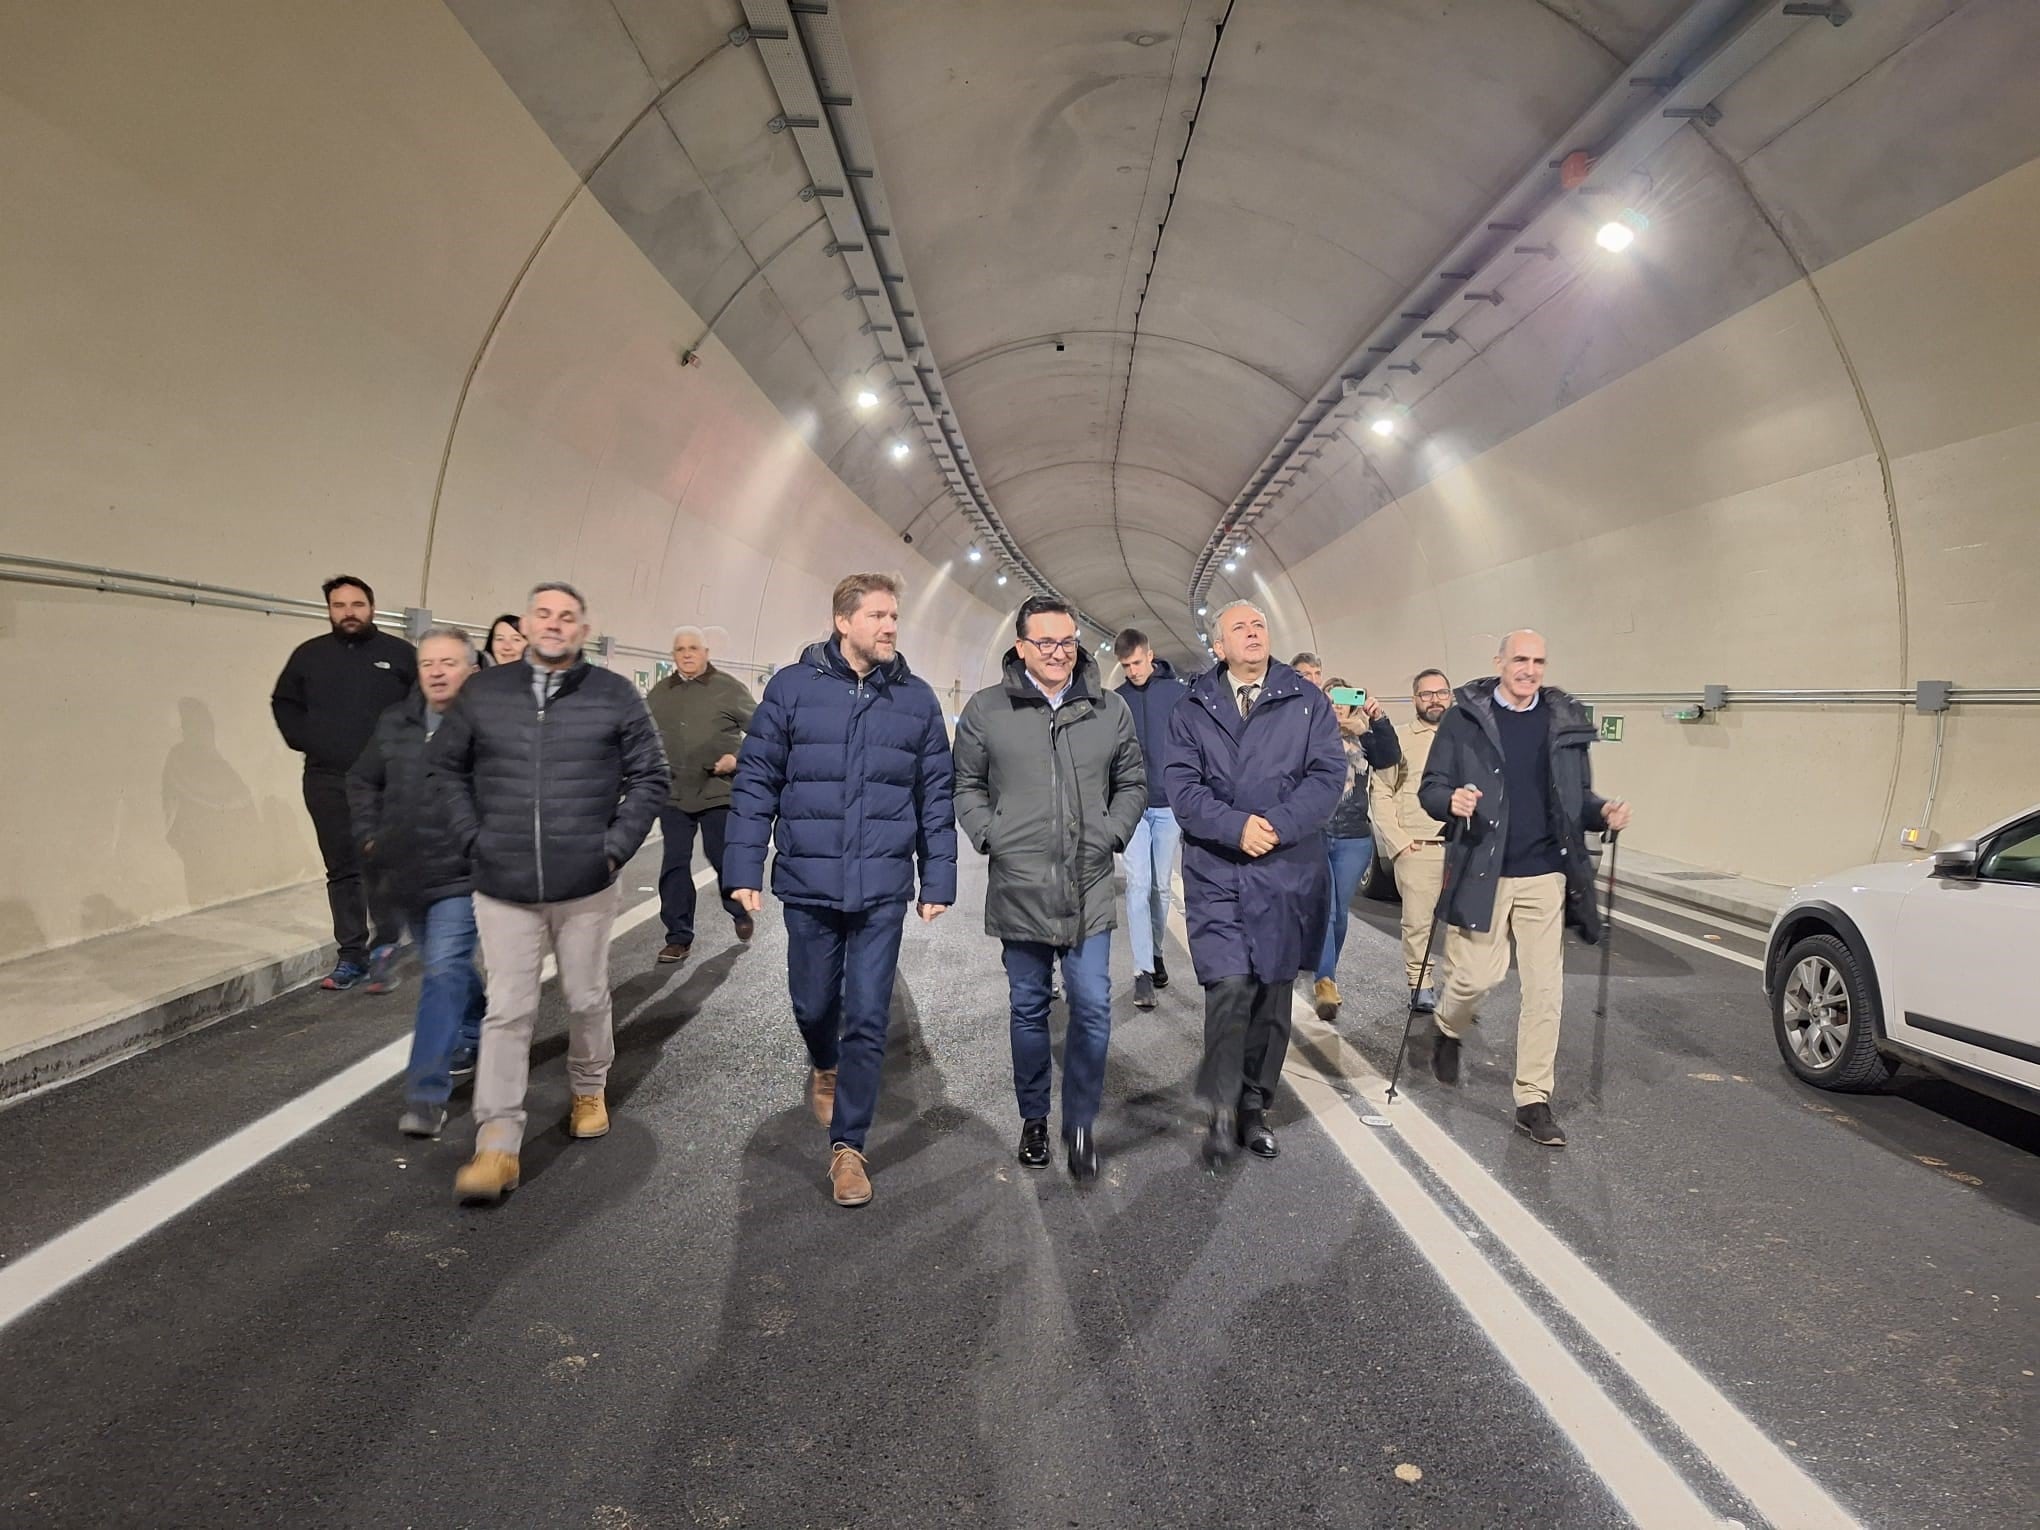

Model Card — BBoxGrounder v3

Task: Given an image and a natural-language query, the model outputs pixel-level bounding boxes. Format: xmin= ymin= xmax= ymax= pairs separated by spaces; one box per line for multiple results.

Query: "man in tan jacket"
xmin=1368 ymin=668 xmax=1454 ymax=1010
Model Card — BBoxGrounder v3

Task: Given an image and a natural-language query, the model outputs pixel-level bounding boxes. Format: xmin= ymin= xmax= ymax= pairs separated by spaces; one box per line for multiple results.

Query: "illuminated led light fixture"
xmin=966 ymin=544 xmax=983 ymax=563
xmin=1222 ymin=558 xmax=1238 ymax=574
xmin=1596 ymin=207 xmax=1649 ymax=253
xmin=889 ymin=439 xmax=910 ymax=461
xmin=854 ymin=389 xmax=879 ymax=410
xmin=995 ymin=569 xmax=1008 ymax=586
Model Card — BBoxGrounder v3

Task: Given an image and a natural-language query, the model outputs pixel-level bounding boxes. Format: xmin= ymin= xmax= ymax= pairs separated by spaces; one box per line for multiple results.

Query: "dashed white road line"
xmin=0 ymin=868 xmax=705 ymax=1334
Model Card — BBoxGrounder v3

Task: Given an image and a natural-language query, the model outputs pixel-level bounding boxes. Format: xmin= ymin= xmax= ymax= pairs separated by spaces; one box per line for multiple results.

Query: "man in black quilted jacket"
xmin=347 ymin=627 xmax=485 ymax=1141
xmin=431 ymin=582 xmax=671 ymax=1205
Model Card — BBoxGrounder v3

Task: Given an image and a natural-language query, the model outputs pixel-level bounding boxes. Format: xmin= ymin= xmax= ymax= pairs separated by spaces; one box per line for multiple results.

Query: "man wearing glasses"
xmin=954 ymin=597 xmax=1147 ymax=1180
xmin=1368 ymin=669 xmax=1456 ymax=1010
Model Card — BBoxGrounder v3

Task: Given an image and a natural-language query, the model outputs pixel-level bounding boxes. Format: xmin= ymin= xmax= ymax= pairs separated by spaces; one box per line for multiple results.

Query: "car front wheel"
xmin=1771 ymin=932 xmax=1897 ymax=1092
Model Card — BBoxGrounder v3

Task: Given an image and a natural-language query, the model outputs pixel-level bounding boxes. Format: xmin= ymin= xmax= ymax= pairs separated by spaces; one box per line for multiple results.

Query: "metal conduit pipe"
xmin=0 ymin=554 xmax=771 ymax=678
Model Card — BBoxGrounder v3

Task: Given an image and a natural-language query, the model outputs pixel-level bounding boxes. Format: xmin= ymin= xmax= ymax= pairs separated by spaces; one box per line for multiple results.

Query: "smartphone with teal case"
xmin=1327 ymin=686 xmax=1366 ymax=707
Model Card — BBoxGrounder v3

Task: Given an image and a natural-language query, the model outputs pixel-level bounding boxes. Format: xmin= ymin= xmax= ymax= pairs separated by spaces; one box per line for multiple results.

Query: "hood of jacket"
xmin=800 ymin=636 xmax=915 ymax=689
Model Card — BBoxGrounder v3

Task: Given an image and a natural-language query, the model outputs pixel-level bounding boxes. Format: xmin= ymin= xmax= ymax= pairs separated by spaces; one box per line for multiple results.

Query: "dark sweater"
xmin=1493 ymin=699 xmax=1562 ymax=878
xmin=271 ymin=627 xmax=417 ymax=772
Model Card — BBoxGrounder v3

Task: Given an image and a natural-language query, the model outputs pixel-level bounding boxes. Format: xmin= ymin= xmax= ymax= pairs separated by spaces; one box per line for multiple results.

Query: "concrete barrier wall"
xmin=0 ymin=2 xmax=1000 ymax=963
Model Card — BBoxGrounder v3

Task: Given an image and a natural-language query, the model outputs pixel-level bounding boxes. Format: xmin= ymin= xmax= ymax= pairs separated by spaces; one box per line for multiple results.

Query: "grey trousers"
xmin=471 ymin=880 xmax=621 ymax=1153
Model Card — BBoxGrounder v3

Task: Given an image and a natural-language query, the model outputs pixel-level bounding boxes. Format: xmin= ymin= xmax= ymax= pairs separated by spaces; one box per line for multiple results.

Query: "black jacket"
xmin=1115 ymin=658 xmax=1190 ymax=805
xmin=954 ymin=649 xmax=1147 ymax=946
xmin=1418 ymin=678 xmax=1609 ymax=939
xmin=429 ymin=658 xmax=671 ymax=905
xmin=346 ymin=692 xmax=471 ymax=907
xmin=271 ymin=628 xmax=417 ymax=772
xmin=1326 ymin=715 xmax=1403 ymax=839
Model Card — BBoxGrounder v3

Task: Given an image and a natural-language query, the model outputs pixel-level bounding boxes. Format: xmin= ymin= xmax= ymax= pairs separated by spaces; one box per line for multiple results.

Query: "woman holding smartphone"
xmin=1313 ymin=679 xmax=1401 ymax=1020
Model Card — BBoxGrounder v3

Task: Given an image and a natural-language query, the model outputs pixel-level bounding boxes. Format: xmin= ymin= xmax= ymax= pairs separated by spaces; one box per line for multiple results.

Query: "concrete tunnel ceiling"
xmin=450 ymin=0 xmax=2038 ymax=667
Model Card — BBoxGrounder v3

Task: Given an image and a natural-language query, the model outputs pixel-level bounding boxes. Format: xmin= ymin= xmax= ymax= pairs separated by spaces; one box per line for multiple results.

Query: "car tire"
xmin=1362 ymin=841 xmax=1400 ymax=903
xmin=1771 ymin=932 xmax=1898 ymax=1092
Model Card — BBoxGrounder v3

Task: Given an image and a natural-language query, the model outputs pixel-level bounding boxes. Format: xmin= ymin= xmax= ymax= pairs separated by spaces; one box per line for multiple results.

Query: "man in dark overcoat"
xmin=1165 ymin=600 xmax=1346 ymax=1166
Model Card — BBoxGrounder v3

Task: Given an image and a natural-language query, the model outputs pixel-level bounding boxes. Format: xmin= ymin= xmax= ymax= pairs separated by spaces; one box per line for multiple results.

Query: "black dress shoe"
xmin=1239 ymin=1108 xmax=1279 ymax=1159
xmin=1151 ymin=955 xmax=1169 ymax=990
xmin=733 ymin=913 xmax=755 ymax=942
xmin=1514 ymin=1102 xmax=1567 ymax=1147
xmin=1431 ymin=1022 xmax=1462 ymax=1085
xmin=1064 ymin=1124 xmax=1099 ymax=1181
xmin=1017 ymin=1117 xmax=1050 ymax=1169
xmin=1202 ymin=1108 xmax=1240 ymax=1169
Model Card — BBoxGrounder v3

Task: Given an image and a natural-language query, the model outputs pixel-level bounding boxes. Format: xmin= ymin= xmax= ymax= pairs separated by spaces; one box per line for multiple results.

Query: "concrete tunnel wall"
xmin=1270 ymin=157 xmax=2040 ymax=888
xmin=0 ymin=2 xmax=1003 ymax=964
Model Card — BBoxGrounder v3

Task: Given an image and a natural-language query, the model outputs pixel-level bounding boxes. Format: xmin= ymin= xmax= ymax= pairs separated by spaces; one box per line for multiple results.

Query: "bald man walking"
xmin=1418 ymin=630 xmax=1630 ymax=1146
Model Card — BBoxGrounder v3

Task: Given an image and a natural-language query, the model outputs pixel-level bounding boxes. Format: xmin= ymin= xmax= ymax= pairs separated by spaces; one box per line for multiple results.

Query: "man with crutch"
xmin=1415 ymin=630 xmax=1630 ymax=1147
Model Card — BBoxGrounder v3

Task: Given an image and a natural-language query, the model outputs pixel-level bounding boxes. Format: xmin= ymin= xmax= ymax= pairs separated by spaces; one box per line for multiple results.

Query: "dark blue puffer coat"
xmin=724 ymin=639 xmax=958 ymax=912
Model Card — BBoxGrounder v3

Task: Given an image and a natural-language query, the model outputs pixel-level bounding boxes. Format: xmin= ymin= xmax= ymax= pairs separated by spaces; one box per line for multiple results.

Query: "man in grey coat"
xmin=646 ymin=625 xmax=757 ymax=964
xmin=954 ymin=596 xmax=1147 ymax=1179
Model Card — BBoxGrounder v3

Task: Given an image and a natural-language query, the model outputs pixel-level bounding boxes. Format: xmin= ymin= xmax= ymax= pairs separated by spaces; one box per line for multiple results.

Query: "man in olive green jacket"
xmin=647 ymin=626 xmax=757 ymax=963
xmin=953 ymin=597 xmax=1146 ymax=1180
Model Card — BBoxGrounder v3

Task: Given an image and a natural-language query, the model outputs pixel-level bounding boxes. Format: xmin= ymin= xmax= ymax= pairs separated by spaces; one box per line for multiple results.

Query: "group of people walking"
xmin=271 ymin=571 xmax=1628 ymax=1209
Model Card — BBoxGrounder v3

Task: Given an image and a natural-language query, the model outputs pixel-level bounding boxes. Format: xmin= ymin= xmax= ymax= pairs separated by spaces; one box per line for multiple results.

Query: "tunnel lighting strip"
xmin=1187 ymin=0 xmax=1854 ymax=617
xmin=737 ymin=2 xmax=1116 ymax=638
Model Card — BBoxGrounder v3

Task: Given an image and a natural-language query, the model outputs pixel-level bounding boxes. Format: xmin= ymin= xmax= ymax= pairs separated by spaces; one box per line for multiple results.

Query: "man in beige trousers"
xmin=430 ymin=582 xmax=671 ymax=1204
xmin=1368 ymin=668 xmax=1455 ymax=1011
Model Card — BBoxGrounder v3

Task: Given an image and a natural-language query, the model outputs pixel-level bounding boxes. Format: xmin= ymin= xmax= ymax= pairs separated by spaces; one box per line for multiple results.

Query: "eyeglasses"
xmin=1415 ymin=688 xmax=1451 ymax=701
xmin=1022 ymin=637 xmax=1080 ymax=656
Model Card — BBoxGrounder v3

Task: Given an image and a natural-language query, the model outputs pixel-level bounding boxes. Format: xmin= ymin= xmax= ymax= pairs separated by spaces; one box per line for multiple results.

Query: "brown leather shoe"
xmin=733 ymin=913 xmax=755 ymax=942
xmin=657 ymin=943 xmax=691 ymax=964
xmin=454 ymin=1150 xmax=520 ymax=1205
xmin=568 ymin=1093 xmax=610 ymax=1139
xmin=1313 ymin=976 xmax=1341 ymax=1021
xmin=808 ymin=1067 xmax=838 ymax=1127
xmin=829 ymin=1144 xmax=872 ymax=1207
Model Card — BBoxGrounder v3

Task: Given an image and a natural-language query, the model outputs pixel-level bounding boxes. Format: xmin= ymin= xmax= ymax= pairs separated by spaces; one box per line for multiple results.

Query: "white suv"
xmin=1763 ymin=805 xmax=2040 ymax=1111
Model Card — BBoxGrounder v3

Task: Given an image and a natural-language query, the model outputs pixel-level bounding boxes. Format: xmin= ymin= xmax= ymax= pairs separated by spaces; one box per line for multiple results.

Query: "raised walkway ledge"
xmin=0 ymin=839 xmax=1789 ymax=1106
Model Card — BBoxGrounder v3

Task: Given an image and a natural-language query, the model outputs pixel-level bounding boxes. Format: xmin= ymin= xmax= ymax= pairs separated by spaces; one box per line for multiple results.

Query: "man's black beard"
xmin=331 ymin=618 xmax=369 ymax=638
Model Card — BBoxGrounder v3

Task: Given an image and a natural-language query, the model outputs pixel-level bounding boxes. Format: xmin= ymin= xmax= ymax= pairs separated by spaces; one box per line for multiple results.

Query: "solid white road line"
xmin=1608 ymin=882 xmax=1772 ymax=939
xmin=0 ymin=869 xmax=705 ymax=1335
xmin=1608 ymin=909 xmax=1766 ymax=972
xmin=1285 ymin=1011 xmax=1858 ymax=1529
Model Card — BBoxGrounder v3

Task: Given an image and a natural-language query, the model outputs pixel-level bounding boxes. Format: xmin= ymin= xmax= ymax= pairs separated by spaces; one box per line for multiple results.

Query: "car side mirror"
xmin=1930 ymin=840 xmax=1979 ymax=880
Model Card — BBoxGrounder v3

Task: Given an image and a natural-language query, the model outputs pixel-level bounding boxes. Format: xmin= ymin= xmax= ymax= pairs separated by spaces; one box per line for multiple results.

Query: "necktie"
xmin=1237 ymin=683 xmax=1258 ymax=718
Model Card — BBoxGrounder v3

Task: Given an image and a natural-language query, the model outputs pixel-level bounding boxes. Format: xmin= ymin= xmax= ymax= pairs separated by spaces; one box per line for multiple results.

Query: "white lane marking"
xmin=1286 ymin=1065 xmax=1723 ymax=1528
xmin=1286 ymin=1014 xmax=1858 ymax=1529
xmin=1609 ymin=909 xmax=1765 ymax=972
xmin=1161 ymin=894 xmax=1857 ymax=1529
xmin=0 ymin=869 xmax=705 ymax=1334
xmin=1609 ymin=882 xmax=1770 ymax=940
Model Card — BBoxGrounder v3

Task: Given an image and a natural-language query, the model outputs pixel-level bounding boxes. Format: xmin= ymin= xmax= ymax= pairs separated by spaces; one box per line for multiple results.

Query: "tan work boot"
xmin=568 ymin=1092 xmax=610 ymax=1139
xmin=454 ymin=1150 xmax=520 ymax=1205
xmin=1313 ymin=977 xmax=1341 ymax=1021
xmin=829 ymin=1144 xmax=872 ymax=1208
xmin=808 ymin=1067 xmax=838 ymax=1127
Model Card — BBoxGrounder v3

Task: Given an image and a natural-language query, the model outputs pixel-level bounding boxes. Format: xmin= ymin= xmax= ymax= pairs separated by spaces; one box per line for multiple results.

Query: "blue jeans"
xmin=405 ymin=894 xmax=485 ymax=1106
xmin=1121 ymin=806 xmax=1180 ymax=975
xmin=1315 ymin=835 xmax=1377 ymax=982
xmin=783 ymin=899 xmax=909 ymax=1152
xmin=1002 ymin=929 xmax=1112 ymax=1130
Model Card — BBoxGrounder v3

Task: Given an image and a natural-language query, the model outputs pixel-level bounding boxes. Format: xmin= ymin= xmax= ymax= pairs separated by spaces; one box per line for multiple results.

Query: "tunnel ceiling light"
xmin=889 ymin=439 xmax=911 ymax=461
xmin=1369 ymin=415 xmax=1398 ymax=438
xmin=995 ymin=569 xmax=1008 ymax=586
xmin=967 ymin=544 xmax=983 ymax=563
xmin=1197 ymin=604 xmax=1207 ymax=615
xmin=1222 ymin=558 xmax=1238 ymax=574
xmin=854 ymin=388 xmax=879 ymax=410
xmin=1596 ymin=208 xmax=1648 ymax=253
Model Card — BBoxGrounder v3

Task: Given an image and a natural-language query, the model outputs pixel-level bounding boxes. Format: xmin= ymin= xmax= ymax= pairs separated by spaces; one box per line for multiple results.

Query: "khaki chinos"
xmin=471 ymin=879 xmax=622 ymax=1153
xmin=1434 ymin=872 xmax=1567 ymax=1106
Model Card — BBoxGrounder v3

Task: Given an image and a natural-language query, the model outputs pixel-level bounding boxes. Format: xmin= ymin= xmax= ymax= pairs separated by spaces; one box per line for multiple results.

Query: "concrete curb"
xmin=0 ymin=939 xmax=333 ymax=1106
xmin=1616 ymin=868 xmax=1782 ymax=927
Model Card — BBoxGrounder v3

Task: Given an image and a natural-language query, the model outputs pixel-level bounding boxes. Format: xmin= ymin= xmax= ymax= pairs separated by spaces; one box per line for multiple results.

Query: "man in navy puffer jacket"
xmin=726 ymin=573 xmax=957 ymax=1209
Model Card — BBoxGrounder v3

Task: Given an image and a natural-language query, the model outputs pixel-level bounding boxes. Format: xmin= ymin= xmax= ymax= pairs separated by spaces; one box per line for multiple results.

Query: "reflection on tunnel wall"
xmin=0 ymin=2 xmax=1001 ymax=963
xmin=1284 ymin=159 xmax=2040 ymax=885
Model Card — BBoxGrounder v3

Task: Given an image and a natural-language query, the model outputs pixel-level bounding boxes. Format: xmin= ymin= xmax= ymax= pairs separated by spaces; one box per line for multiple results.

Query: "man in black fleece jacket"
xmin=270 ymin=574 xmax=415 ymax=989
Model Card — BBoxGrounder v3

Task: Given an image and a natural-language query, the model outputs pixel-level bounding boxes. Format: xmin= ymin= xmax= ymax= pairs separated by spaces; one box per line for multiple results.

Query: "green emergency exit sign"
xmin=1599 ymin=715 xmax=1624 ymax=742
